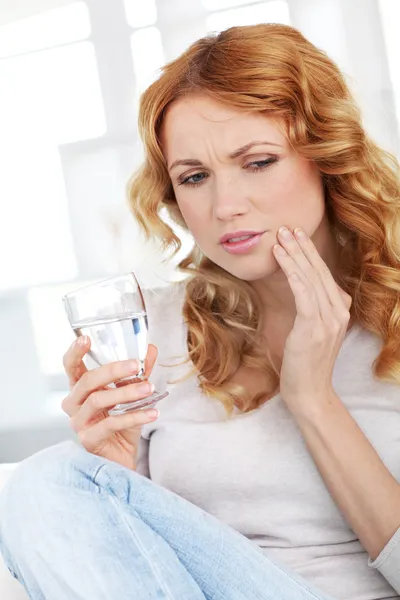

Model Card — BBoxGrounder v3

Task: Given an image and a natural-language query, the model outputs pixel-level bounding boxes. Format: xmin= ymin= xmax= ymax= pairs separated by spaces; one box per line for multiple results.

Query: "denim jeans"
xmin=0 ymin=441 xmax=336 ymax=600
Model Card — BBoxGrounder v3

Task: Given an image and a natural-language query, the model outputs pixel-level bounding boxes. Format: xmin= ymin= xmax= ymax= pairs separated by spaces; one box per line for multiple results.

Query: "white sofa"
xmin=0 ymin=464 xmax=29 ymax=600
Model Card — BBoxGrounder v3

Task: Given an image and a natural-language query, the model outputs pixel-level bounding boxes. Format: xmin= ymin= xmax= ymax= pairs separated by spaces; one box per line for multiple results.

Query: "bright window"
xmin=0 ymin=2 xmax=90 ymax=57
xmin=0 ymin=42 xmax=106 ymax=145
xmin=124 ymin=0 xmax=158 ymax=28
xmin=0 ymin=7 xmax=106 ymax=291
xmin=203 ymin=0 xmax=267 ymax=10
xmin=28 ymin=282 xmax=95 ymax=376
xmin=131 ymin=26 xmax=165 ymax=102
xmin=0 ymin=138 xmax=77 ymax=291
xmin=206 ymin=1 xmax=290 ymax=32
xmin=379 ymin=0 xmax=400 ymax=133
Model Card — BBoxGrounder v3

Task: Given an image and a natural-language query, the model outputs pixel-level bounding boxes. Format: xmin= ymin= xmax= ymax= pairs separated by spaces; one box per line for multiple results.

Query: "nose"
xmin=212 ymin=177 xmax=249 ymax=221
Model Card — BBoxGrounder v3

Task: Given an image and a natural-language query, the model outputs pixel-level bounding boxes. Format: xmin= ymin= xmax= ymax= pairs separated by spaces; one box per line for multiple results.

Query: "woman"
xmin=1 ymin=23 xmax=400 ymax=600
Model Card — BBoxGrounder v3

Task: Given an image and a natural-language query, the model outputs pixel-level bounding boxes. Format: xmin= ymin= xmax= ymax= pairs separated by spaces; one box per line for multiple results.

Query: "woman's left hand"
xmin=273 ymin=226 xmax=353 ymax=411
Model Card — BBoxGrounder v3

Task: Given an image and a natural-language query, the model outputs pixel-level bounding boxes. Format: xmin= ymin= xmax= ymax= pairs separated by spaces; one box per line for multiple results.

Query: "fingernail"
xmin=140 ymin=382 xmax=154 ymax=394
xmin=77 ymin=336 xmax=87 ymax=347
xmin=294 ymin=228 xmax=306 ymax=238
xmin=274 ymin=244 xmax=286 ymax=256
xmin=278 ymin=226 xmax=292 ymax=239
xmin=146 ymin=409 xmax=159 ymax=419
xmin=128 ymin=360 xmax=139 ymax=372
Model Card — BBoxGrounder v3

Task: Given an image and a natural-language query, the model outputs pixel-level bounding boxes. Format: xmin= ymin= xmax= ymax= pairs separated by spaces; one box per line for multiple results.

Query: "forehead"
xmin=160 ymin=95 xmax=286 ymax=158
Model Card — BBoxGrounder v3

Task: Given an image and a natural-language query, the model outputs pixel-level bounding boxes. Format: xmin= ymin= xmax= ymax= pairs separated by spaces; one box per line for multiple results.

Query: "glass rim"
xmin=62 ymin=272 xmax=139 ymax=302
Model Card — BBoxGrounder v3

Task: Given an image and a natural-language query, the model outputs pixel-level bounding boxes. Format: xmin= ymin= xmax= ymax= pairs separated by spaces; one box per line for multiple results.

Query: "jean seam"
xmin=91 ymin=461 xmax=107 ymax=485
xmin=207 ymin=531 xmax=224 ymax=600
xmin=93 ymin=465 xmax=201 ymax=599
xmin=0 ymin=537 xmax=18 ymax=580
xmin=91 ymin=464 xmax=327 ymax=600
xmin=106 ymin=492 xmax=182 ymax=600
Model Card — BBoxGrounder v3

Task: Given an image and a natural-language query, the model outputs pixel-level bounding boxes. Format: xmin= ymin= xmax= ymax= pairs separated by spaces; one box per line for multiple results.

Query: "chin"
xmin=214 ymin=256 xmax=282 ymax=282
xmin=232 ymin=266 xmax=281 ymax=282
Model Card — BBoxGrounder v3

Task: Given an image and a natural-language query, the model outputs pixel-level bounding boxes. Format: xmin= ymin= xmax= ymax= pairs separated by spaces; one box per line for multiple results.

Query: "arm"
xmin=294 ymin=391 xmax=400 ymax=588
xmin=271 ymin=226 xmax=400 ymax=588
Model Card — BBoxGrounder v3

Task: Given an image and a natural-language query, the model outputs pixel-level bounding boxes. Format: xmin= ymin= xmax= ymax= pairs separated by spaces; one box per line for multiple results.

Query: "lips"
xmin=225 ymin=234 xmax=255 ymax=243
xmin=220 ymin=231 xmax=265 ymax=255
xmin=219 ymin=230 xmax=263 ymax=244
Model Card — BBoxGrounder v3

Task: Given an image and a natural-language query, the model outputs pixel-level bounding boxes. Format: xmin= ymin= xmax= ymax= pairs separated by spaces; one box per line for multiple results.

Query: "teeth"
xmin=228 ymin=235 xmax=253 ymax=242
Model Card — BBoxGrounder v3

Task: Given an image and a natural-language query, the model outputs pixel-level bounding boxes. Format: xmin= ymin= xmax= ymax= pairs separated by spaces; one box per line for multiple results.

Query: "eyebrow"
xmin=168 ymin=140 xmax=282 ymax=172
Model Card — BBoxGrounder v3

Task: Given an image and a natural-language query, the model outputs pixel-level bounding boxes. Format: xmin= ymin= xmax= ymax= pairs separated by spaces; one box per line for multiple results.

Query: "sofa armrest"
xmin=0 ymin=463 xmax=29 ymax=600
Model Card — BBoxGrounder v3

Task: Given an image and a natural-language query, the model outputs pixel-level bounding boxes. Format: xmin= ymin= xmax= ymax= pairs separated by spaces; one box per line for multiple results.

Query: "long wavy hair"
xmin=128 ymin=23 xmax=400 ymax=415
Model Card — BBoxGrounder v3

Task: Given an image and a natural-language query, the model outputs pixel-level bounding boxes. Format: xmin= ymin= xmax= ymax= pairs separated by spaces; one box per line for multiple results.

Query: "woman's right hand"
xmin=62 ymin=336 xmax=160 ymax=470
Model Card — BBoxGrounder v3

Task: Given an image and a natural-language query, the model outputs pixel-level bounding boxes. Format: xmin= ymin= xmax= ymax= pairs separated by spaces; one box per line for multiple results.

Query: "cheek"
xmin=175 ymin=190 xmax=206 ymax=231
xmin=176 ymin=195 xmax=217 ymax=256
xmin=259 ymin=161 xmax=324 ymax=218
xmin=175 ymin=196 xmax=207 ymax=235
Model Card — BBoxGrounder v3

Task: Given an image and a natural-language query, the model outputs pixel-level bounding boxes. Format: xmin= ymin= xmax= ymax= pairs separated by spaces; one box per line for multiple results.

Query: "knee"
xmin=3 ymin=439 xmax=104 ymax=503
xmin=0 ymin=441 xmax=115 ymax=586
xmin=0 ymin=441 xmax=101 ymax=544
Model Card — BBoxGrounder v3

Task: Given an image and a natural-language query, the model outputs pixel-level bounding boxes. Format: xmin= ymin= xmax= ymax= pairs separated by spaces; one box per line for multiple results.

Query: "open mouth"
xmin=221 ymin=232 xmax=264 ymax=254
xmin=225 ymin=234 xmax=256 ymax=243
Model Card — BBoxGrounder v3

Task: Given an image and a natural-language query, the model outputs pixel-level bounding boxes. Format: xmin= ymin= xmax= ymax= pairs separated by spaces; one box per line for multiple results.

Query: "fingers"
xmin=63 ymin=336 xmax=90 ymax=388
xmin=78 ymin=408 xmax=159 ymax=454
xmin=62 ymin=358 xmax=140 ymax=416
xmin=71 ymin=380 xmax=155 ymax=431
xmin=144 ymin=344 xmax=158 ymax=377
xmin=62 ymin=341 xmax=159 ymax=423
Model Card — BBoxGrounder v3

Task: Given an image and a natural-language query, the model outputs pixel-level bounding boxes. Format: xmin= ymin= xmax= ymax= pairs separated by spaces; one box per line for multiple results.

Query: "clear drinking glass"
xmin=62 ymin=273 xmax=169 ymax=416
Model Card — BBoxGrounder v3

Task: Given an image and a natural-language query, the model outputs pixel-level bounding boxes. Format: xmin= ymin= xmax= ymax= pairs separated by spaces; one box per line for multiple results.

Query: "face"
xmin=161 ymin=95 xmax=328 ymax=286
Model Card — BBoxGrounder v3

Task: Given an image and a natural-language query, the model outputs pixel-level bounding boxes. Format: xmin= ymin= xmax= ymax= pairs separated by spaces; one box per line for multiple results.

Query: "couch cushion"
xmin=0 ymin=464 xmax=18 ymax=491
xmin=0 ymin=464 xmax=29 ymax=600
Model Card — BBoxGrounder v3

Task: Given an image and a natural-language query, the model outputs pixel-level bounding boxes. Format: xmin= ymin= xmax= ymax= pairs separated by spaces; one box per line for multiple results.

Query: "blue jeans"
xmin=0 ymin=441 xmax=336 ymax=600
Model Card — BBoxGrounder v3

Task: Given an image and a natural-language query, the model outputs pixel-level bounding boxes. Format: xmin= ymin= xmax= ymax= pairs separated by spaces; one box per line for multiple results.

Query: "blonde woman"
xmin=1 ymin=23 xmax=400 ymax=600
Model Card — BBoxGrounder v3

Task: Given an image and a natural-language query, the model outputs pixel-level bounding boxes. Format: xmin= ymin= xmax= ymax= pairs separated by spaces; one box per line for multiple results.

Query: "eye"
xmin=178 ymin=172 xmax=208 ymax=187
xmin=244 ymin=157 xmax=278 ymax=172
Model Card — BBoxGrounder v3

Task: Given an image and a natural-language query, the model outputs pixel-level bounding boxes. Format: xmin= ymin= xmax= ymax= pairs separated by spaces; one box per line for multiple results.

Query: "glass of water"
xmin=62 ymin=273 xmax=169 ymax=416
